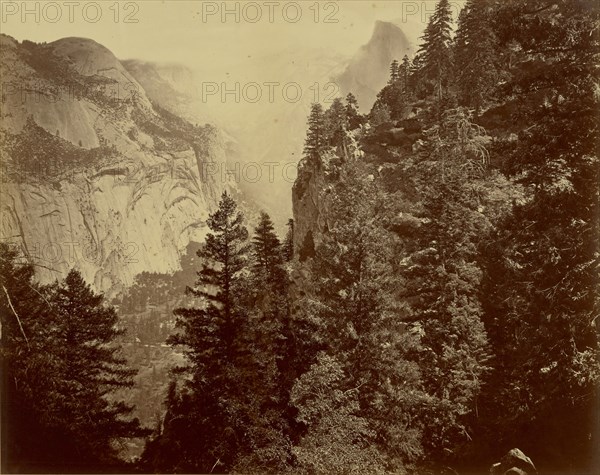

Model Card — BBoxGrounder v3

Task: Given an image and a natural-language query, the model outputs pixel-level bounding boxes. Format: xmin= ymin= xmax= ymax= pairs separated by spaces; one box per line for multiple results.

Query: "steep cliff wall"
xmin=0 ymin=34 xmax=231 ymax=296
xmin=292 ymin=133 xmax=364 ymax=254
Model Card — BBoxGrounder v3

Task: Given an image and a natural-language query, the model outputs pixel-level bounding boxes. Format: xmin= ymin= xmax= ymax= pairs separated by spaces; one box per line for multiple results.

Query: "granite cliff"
xmin=0 ymin=34 xmax=232 ymax=296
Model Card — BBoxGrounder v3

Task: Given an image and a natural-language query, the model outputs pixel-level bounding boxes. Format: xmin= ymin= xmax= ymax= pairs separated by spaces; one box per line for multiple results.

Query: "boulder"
xmin=491 ymin=448 xmax=537 ymax=475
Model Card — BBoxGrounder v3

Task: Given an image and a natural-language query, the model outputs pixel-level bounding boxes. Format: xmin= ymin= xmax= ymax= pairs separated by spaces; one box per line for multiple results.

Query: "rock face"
xmin=0 ymin=34 xmax=232 ymax=296
xmin=125 ymin=50 xmax=348 ymax=230
xmin=335 ymin=21 xmax=413 ymax=111
xmin=292 ymin=133 xmax=364 ymax=254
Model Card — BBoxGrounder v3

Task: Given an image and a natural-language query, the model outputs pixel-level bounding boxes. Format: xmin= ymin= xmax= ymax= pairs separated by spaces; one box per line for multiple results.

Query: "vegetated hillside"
xmin=0 ymin=34 xmax=234 ymax=296
xmin=291 ymin=1 xmax=599 ymax=473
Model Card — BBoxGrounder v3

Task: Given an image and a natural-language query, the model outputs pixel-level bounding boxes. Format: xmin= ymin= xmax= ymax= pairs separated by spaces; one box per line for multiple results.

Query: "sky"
xmin=0 ymin=1 xmax=465 ymax=68
xmin=0 ymin=0 xmax=465 ymax=225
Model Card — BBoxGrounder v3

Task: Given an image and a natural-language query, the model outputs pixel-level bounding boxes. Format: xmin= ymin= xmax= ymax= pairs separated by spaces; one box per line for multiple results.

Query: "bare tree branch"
xmin=2 ymin=285 xmax=30 ymax=349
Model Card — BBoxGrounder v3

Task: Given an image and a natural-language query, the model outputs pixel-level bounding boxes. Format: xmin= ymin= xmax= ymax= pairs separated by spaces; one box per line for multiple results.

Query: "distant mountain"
xmin=0 ymin=34 xmax=236 ymax=296
xmin=124 ymin=48 xmax=348 ymax=229
xmin=120 ymin=21 xmax=413 ymax=228
xmin=336 ymin=21 xmax=413 ymax=111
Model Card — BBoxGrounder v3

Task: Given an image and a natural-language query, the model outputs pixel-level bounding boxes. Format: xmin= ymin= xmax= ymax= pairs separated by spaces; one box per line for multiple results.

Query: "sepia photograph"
xmin=0 ymin=1 xmax=598 ymax=474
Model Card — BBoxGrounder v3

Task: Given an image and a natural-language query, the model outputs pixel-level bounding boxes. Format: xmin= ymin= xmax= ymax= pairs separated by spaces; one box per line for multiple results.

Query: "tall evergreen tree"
xmin=47 ymin=270 xmax=148 ymax=464
xmin=282 ymin=218 xmax=295 ymax=262
xmin=345 ymin=93 xmax=363 ymax=130
xmin=415 ymin=0 xmax=454 ymax=102
xmin=234 ymin=211 xmax=292 ymax=472
xmin=1 ymin=245 xmax=147 ymax=472
xmin=400 ymin=54 xmax=412 ymax=94
xmin=153 ymin=191 xmax=250 ymax=472
xmin=399 ymin=109 xmax=499 ymax=466
xmin=252 ymin=212 xmax=286 ymax=289
xmin=323 ymin=97 xmax=348 ymax=146
xmin=454 ymin=0 xmax=500 ymax=113
xmin=479 ymin=2 xmax=600 ymax=471
xmin=291 ymin=164 xmax=427 ymax=472
xmin=304 ymin=103 xmax=326 ymax=164
xmin=389 ymin=59 xmax=400 ymax=83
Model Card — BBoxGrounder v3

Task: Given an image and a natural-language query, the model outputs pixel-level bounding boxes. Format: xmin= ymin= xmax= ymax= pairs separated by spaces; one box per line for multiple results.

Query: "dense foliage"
xmin=0 ymin=244 xmax=148 ymax=473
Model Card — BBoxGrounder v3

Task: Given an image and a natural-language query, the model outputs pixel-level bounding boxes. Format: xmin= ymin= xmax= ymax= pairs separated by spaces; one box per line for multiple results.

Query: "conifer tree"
xmin=415 ymin=0 xmax=454 ymax=102
xmin=282 ymin=218 xmax=295 ymax=262
xmin=400 ymin=54 xmax=412 ymax=93
xmin=1 ymin=243 xmax=56 ymax=471
xmin=47 ymin=270 xmax=148 ymax=463
xmin=252 ymin=211 xmax=287 ymax=288
xmin=345 ymin=93 xmax=363 ymax=130
xmin=291 ymin=164 xmax=427 ymax=470
xmin=324 ymin=97 xmax=348 ymax=146
xmin=480 ymin=2 xmax=600 ymax=470
xmin=160 ymin=190 xmax=250 ymax=472
xmin=454 ymin=0 xmax=500 ymax=113
xmin=0 ymin=245 xmax=147 ymax=472
xmin=304 ymin=103 xmax=326 ymax=164
xmin=234 ymin=211 xmax=292 ymax=472
xmin=389 ymin=59 xmax=400 ymax=83
xmin=399 ymin=109 xmax=495 ymax=463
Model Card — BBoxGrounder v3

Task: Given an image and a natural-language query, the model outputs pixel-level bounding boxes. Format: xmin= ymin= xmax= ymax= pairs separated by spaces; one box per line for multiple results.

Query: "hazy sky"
xmin=1 ymin=1 xmax=464 ymax=68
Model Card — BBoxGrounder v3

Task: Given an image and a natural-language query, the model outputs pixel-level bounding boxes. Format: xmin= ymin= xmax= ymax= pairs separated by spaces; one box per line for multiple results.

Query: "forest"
xmin=1 ymin=1 xmax=598 ymax=474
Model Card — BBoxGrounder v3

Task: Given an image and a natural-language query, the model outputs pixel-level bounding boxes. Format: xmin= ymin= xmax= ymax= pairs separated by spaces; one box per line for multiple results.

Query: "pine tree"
xmin=252 ymin=211 xmax=286 ymax=288
xmin=400 ymin=55 xmax=412 ymax=93
xmin=399 ymin=109 xmax=495 ymax=464
xmin=454 ymin=0 xmax=500 ymax=113
xmin=233 ymin=211 xmax=292 ymax=472
xmin=282 ymin=218 xmax=295 ymax=262
xmin=324 ymin=97 xmax=348 ymax=146
xmin=409 ymin=52 xmax=425 ymax=97
xmin=47 ymin=270 xmax=148 ymax=464
xmin=1 ymin=243 xmax=55 ymax=471
xmin=479 ymin=2 xmax=600 ymax=470
xmin=345 ymin=92 xmax=363 ymax=130
xmin=304 ymin=103 xmax=326 ymax=164
xmin=160 ymin=190 xmax=250 ymax=472
xmin=0 ymin=245 xmax=147 ymax=472
xmin=389 ymin=59 xmax=400 ymax=84
xmin=416 ymin=0 xmax=454 ymax=102
xmin=291 ymin=164 xmax=427 ymax=470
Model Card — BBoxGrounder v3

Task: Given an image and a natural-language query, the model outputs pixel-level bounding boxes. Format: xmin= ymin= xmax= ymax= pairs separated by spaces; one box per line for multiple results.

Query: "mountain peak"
xmin=335 ymin=21 xmax=413 ymax=111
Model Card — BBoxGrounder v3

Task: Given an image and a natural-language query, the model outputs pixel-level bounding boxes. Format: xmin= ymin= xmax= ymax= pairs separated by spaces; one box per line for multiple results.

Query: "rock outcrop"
xmin=292 ymin=132 xmax=364 ymax=254
xmin=0 ymin=34 xmax=232 ymax=296
xmin=491 ymin=449 xmax=537 ymax=475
